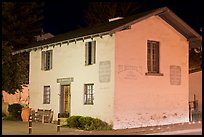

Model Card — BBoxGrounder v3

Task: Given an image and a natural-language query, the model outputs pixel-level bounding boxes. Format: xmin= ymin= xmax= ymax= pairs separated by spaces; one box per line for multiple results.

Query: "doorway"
xmin=60 ymin=84 xmax=71 ymax=117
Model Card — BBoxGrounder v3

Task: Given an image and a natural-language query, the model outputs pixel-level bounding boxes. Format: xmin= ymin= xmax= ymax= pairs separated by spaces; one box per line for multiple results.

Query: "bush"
xmin=78 ymin=116 xmax=93 ymax=130
xmin=91 ymin=118 xmax=112 ymax=130
xmin=8 ymin=103 xmax=23 ymax=121
xmin=66 ymin=116 xmax=81 ymax=128
xmin=192 ymin=111 xmax=202 ymax=121
xmin=2 ymin=112 xmax=6 ymax=117
xmin=66 ymin=115 xmax=112 ymax=130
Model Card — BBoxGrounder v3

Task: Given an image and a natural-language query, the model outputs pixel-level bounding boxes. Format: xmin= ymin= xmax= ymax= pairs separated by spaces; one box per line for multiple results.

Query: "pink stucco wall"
xmin=3 ymin=85 xmax=29 ymax=105
xmin=114 ymin=16 xmax=189 ymax=129
xmin=189 ymin=71 xmax=202 ymax=112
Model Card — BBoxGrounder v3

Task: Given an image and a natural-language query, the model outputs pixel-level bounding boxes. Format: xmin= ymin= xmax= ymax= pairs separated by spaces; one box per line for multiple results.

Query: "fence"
xmin=189 ymin=96 xmax=202 ymax=122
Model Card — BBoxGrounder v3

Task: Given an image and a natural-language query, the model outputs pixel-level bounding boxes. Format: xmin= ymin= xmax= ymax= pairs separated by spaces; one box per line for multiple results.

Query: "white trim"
xmin=12 ymin=32 xmax=112 ymax=55
xmin=11 ymin=7 xmax=202 ymax=55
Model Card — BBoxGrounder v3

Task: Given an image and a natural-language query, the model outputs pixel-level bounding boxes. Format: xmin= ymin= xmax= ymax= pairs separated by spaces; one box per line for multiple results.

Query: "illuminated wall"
xmin=29 ymin=35 xmax=115 ymax=123
xmin=114 ymin=16 xmax=189 ymax=129
xmin=29 ymin=15 xmax=190 ymax=128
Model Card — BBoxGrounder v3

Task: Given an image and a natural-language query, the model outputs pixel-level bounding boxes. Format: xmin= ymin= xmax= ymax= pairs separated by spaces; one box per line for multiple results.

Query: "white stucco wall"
xmin=114 ymin=16 xmax=189 ymax=129
xmin=29 ymin=35 xmax=115 ymax=123
xmin=189 ymin=71 xmax=202 ymax=112
xmin=29 ymin=15 xmax=190 ymax=129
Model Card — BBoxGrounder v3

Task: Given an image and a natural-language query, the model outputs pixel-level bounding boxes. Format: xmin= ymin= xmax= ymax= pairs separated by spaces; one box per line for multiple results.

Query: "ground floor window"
xmin=84 ymin=84 xmax=94 ymax=105
xmin=43 ymin=86 xmax=50 ymax=104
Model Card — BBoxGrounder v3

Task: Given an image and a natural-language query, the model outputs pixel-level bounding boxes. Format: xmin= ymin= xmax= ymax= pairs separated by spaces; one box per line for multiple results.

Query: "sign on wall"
xmin=99 ymin=61 xmax=111 ymax=83
xmin=57 ymin=78 xmax=74 ymax=83
xmin=170 ymin=65 xmax=181 ymax=85
xmin=118 ymin=65 xmax=143 ymax=80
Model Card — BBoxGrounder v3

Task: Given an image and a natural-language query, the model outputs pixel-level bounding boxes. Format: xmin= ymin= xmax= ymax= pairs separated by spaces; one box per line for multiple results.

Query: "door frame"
xmin=59 ymin=84 xmax=71 ymax=117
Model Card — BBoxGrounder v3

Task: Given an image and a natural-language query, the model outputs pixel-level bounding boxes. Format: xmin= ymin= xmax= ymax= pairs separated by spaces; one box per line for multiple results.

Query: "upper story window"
xmin=85 ymin=41 xmax=96 ymax=65
xmin=146 ymin=40 xmax=163 ymax=76
xmin=41 ymin=50 xmax=53 ymax=71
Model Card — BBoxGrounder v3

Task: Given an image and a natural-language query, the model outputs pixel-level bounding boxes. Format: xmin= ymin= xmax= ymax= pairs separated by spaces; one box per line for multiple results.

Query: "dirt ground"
xmin=2 ymin=119 xmax=202 ymax=135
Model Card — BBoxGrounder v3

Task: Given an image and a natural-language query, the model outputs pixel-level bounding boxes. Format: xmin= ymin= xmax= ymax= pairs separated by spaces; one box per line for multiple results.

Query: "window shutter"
xmin=41 ymin=51 xmax=45 ymax=70
xmin=147 ymin=42 xmax=151 ymax=72
xmin=156 ymin=43 xmax=159 ymax=73
xmin=46 ymin=51 xmax=49 ymax=70
xmin=84 ymin=85 xmax=87 ymax=104
xmin=50 ymin=50 xmax=53 ymax=69
xmin=91 ymin=41 xmax=96 ymax=64
xmin=48 ymin=86 xmax=50 ymax=104
xmin=85 ymin=43 xmax=88 ymax=65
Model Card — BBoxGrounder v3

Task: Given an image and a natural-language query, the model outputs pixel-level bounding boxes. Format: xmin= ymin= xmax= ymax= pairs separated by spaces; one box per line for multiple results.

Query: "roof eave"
xmin=111 ymin=7 xmax=169 ymax=33
xmin=12 ymin=7 xmax=202 ymax=55
xmin=12 ymin=31 xmax=113 ymax=55
xmin=111 ymin=7 xmax=202 ymax=48
xmin=158 ymin=8 xmax=202 ymax=48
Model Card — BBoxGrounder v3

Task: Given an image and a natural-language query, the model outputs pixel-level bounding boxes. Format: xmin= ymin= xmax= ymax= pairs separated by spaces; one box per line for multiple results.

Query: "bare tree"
xmin=85 ymin=2 xmax=145 ymax=26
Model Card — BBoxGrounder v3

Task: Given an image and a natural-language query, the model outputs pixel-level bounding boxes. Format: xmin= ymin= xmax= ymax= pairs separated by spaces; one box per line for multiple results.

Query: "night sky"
xmin=42 ymin=0 xmax=202 ymax=36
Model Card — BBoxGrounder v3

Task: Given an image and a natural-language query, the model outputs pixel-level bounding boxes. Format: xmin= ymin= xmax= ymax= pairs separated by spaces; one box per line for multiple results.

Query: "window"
xmin=147 ymin=40 xmax=160 ymax=74
xmin=43 ymin=86 xmax=50 ymax=104
xmin=84 ymin=84 xmax=94 ymax=105
xmin=85 ymin=41 xmax=96 ymax=65
xmin=41 ymin=50 xmax=53 ymax=70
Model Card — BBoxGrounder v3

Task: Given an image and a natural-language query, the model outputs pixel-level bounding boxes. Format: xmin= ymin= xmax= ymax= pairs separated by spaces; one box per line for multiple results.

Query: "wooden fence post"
xmin=28 ymin=114 xmax=32 ymax=134
xmin=57 ymin=113 xmax=60 ymax=132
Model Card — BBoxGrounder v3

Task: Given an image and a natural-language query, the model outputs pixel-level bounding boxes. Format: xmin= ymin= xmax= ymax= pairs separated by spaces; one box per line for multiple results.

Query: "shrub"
xmin=2 ymin=112 xmax=6 ymax=117
xmin=8 ymin=103 xmax=23 ymax=121
xmin=66 ymin=115 xmax=112 ymax=130
xmin=66 ymin=116 xmax=81 ymax=128
xmin=78 ymin=116 xmax=93 ymax=130
xmin=192 ymin=111 xmax=202 ymax=121
xmin=91 ymin=118 xmax=112 ymax=130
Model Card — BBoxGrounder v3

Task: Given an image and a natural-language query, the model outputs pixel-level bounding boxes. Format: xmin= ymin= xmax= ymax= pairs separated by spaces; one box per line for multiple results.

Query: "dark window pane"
xmin=43 ymin=86 xmax=50 ymax=104
xmin=147 ymin=41 xmax=160 ymax=73
xmin=85 ymin=41 xmax=96 ymax=65
xmin=84 ymin=84 xmax=94 ymax=105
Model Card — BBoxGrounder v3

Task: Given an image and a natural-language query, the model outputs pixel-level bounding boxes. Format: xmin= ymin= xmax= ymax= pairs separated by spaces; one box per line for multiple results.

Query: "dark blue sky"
xmin=42 ymin=0 xmax=202 ymax=36
xmin=43 ymin=1 xmax=88 ymax=35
